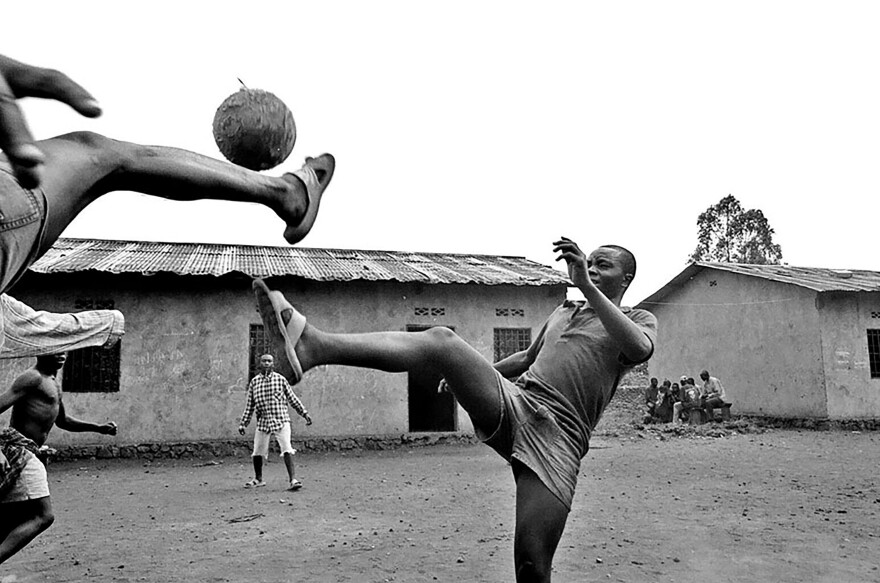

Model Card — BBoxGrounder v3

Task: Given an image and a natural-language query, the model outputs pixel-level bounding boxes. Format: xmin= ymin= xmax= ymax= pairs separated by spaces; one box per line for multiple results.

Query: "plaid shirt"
xmin=238 ymin=371 xmax=308 ymax=433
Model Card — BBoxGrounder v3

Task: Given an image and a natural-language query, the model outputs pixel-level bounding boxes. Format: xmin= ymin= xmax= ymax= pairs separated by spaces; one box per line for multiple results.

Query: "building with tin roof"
xmin=0 ymin=238 xmax=570 ymax=447
xmin=637 ymin=262 xmax=880 ymax=420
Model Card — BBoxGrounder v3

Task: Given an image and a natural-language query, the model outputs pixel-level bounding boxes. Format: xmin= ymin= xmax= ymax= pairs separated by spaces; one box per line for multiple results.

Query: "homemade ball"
xmin=212 ymin=88 xmax=296 ymax=171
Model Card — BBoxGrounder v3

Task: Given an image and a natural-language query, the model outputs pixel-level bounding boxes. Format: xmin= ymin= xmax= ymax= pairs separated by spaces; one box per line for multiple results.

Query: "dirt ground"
xmin=3 ymin=422 xmax=879 ymax=583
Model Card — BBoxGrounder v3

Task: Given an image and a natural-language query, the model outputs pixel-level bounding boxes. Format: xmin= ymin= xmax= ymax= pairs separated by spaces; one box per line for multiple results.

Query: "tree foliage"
xmin=690 ymin=195 xmax=782 ymax=264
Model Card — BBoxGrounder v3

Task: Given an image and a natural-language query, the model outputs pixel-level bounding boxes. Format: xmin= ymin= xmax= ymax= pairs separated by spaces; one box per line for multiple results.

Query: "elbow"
xmin=624 ymin=337 xmax=654 ymax=365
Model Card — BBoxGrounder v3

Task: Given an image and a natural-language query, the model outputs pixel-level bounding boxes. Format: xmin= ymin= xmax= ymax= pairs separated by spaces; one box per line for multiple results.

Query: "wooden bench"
xmin=686 ymin=403 xmax=733 ymax=425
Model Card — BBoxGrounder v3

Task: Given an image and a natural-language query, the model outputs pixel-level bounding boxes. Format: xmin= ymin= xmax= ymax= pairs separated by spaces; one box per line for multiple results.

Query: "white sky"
xmin=5 ymin=1 xmax=880 ymax=303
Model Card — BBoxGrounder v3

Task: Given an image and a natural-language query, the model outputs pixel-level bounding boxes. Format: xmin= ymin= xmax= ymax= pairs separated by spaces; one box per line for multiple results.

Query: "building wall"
xmin=0 ymin=272 xmax=565 ymax=446
xmin=818 ymin=291 xmax=880 ymax=419
xmin=643 ymin=269 xmax=827 ymax=418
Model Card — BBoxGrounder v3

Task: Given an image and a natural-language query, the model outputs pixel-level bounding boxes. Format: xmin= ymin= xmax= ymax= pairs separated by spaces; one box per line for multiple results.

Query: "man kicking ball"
xmin=252 ymin=237 xmax=657 ymax=583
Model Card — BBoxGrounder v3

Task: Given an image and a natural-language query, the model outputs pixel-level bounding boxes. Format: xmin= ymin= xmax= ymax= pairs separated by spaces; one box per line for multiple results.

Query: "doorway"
xmin=406 ymin=325 xmax=457 ymax=432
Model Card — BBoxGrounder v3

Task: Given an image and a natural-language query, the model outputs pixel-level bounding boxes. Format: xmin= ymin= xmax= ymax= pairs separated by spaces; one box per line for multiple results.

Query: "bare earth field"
xmin=3 ymin=423 xmax=879 ymax=583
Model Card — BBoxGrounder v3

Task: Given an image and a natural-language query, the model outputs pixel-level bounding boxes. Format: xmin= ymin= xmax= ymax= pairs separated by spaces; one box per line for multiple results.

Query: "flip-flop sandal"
xmin=252 ymin=278 xmax=307 ymax=383
xmin=288 ymin=479 xmax=303 ymax=491
xmin=283 ymin=154 xmax=335 ymax=244
xmin=244 ymin=479 xmax=266 ymax=488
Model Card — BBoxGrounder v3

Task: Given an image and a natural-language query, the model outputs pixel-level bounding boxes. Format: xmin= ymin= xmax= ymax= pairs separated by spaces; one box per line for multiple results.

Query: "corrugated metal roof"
xmin=29 ymin=238 xmax=570 ymax=287
xmin=637 ymin=261 xmax=880 ymax=309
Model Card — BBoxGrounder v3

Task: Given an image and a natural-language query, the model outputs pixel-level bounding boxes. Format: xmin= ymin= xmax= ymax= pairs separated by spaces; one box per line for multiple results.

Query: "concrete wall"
xmin=0 ymin=272 xmax=565 ymax=447
xmin=644 ymin=269 xmax=827 ymax=418
xmin=818 ymin=291 xmax=880 ymax=419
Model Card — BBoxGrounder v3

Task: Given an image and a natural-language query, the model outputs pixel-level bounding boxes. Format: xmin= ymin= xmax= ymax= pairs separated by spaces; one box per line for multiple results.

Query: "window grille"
xmin=493 ymin=328 xmax=531 ymax=362
xmin=63 ymin=342 xmax=121 ymax=393
xmin=871 ymin=311 xmax=880 ymax=319
xmin=414 ymin=307 xmax=446 ymax=317
xmin=248 ymin=324 xmax=272 ymax=380
xmin=63 ymin=299 xmax=121 ymax=393
xmin=868 ymin=330 xmax=880 ymax=379
xmin=495 ymin=308 xmax=525 ymax=317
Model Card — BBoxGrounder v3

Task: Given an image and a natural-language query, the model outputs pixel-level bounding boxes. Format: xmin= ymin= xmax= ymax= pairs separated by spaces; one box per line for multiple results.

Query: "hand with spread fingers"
xmin=0 ymin=54 xmax=102 ymax=189
xmin=553 ymin=236 xmax=592 ymax=290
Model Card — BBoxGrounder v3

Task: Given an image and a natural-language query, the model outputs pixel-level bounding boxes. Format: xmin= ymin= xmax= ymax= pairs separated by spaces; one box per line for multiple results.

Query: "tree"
xmin=690 ymin=195 xmax=783 ymax=264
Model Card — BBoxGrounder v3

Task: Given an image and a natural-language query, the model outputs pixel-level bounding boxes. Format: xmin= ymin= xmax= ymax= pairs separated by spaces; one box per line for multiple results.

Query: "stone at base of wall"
xmin=742 ymin=416 xmax=880 ymax=432
xmin=46 ymin=432 xmax=481 ymax=462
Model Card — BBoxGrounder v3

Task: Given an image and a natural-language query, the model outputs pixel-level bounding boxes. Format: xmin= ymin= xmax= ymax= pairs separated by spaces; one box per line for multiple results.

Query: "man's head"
xmin=259 ymin=354 xmax=275 ymax=374
xmin=650 ymin=377 xmax=658 ymax=387
xmin=36 ymin=353 xmax=66 ymax=372
xmin=588 ymin=245 xmax=637 ymax=301
xmin=680 ymin=375 xmax=688 ymax=385
xmin=700 ymin=370 xmax=710 ymax=381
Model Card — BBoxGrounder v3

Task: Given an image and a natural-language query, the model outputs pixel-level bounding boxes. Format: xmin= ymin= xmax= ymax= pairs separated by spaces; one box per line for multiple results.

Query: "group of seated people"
xmin=642 ymin=370 xmax=731 ymax=425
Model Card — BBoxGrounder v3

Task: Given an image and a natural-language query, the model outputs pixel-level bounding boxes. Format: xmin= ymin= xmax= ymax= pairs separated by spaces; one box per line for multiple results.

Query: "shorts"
xmin=252 ymin=422 xmax=297 ymax=458
xmin=0 ymin=158 xmax=125 ymax=357
xmin=0 ymin=293 xmax=125 ymax=358
xmin=0 ymin=450 xmax=50 ymax=503
xmin=0 ymin=159 xmax=48 ymax=294
xmin=477 ymin=372 xmax=582 ymax=510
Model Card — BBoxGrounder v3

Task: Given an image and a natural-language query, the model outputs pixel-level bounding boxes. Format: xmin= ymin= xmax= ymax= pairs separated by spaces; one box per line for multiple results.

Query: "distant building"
xmin=0 ymin=238 xmax=569 ymax=447
xmin=637 ymin=262 xmax=880 ymax=420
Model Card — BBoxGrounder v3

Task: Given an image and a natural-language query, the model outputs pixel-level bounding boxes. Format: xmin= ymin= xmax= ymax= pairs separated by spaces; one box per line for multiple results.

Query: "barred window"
xmin=493 ymin=328 xmax=531 ymax=363
xmin=63 ymin=298 xmax=121 ymax=393
xmin=63 ymin=342 xmax=121 ymax=393
xmin=249 ymin=324 xmax=272 ymax=380
xmin=868 ymin=329 xmax=880 ymax=379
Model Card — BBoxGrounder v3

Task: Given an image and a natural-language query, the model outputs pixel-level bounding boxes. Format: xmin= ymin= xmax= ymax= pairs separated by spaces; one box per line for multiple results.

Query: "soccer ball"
xmin=212 ymin=87 xmax=296 ymax=171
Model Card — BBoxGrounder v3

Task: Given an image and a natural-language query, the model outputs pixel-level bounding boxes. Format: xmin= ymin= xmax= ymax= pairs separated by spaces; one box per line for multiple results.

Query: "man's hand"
xmin=0 ymin=54 xmax=102 ymax=189
xmin=552 ymin=237 xmax=592 ymax=290
xmin=101 ymin=421 xmax=118 ymax=436
xmin=238 ymin=425 xmax=246 ymax=436
xmin=303 ymin=413 xmax=313 ymax=426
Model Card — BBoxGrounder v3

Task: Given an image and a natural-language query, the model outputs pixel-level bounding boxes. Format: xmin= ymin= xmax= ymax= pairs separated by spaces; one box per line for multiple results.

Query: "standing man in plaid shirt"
xmin=238 ymin=354 xmax=312 ymax=490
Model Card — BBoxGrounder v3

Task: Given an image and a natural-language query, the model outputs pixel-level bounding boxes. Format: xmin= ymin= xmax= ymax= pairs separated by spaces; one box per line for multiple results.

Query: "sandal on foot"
xmin=283 ymin=154 xmax=335 ymax=244
xmin=252 ymin=278 xmax=307 ymax=384
xmin=288 ymin=478 xmax=303 ymax=491
xmin=244 ymin=479 xmax=266 ymax=489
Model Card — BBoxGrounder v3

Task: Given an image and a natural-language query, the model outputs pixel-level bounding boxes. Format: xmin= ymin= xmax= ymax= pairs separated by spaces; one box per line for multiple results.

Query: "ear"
xmin=621 ymin=273 xmax=634 ymax=289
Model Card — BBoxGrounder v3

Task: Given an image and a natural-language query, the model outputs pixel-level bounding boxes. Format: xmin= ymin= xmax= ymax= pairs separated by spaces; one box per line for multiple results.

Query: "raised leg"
xmin=512 ymin=462 xmax=569 ymax=582
xmin=298 ymin=324 xmax=504 ymax=432
xmin=32 ymin=131 xmax=334 ymax=255
xmin=0 ymin=497 xmax=55 ymax=565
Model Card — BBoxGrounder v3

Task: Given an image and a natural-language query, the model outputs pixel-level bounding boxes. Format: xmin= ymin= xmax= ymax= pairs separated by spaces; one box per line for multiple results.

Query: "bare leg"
xmin=283 ymin=452 xmax=296 ymax=482
xmin=32 ymin=131 xmax=335 ymax=255
xmin=294 ymin=324 xmax=503 ymax=432
xmin=252 ymin=456 xmax=264 ymax=482
xmin=512 ymin=462 xmax=569 ymax=583
xmin=0 ymin=497 xmax=55 ymax=565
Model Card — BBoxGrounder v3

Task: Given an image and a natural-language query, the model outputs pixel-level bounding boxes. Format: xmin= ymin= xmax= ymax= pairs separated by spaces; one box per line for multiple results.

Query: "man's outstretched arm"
xmin=54 ymin=400 xmax=117 ymax=435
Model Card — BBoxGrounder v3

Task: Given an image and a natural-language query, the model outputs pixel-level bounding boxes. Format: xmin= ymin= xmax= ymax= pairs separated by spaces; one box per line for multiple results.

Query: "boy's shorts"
xmin=0 ymin=449 xmax=50 ymax=503
xmin=477 ymin=372 xmax=582 ymax=510
xmin=252 ymin=422 xmax=297 ymax=458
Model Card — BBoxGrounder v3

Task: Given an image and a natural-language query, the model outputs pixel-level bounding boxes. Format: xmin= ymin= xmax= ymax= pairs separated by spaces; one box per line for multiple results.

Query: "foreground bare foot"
xmin=275 ymin=153 xmax=335 ymax=244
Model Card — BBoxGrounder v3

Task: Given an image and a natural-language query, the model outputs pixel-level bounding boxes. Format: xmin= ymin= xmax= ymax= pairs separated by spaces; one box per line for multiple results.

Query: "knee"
xmin=422 ymin=326 xmax=461 ymax=348
xmin=36 ymin=509 xmax=55 ymax=532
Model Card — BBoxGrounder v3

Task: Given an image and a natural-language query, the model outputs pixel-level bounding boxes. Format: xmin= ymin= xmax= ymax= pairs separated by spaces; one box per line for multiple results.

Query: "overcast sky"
xmin=5 ymin=1 xmax=880 ymax=303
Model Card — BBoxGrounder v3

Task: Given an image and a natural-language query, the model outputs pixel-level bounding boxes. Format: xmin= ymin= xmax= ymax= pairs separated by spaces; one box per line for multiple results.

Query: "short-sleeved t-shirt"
xmin=516 ymin=300 xmax=657 ymax=455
